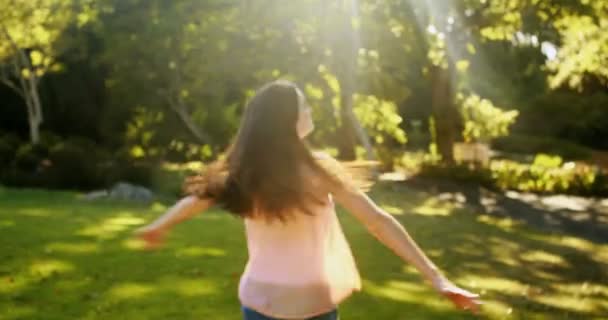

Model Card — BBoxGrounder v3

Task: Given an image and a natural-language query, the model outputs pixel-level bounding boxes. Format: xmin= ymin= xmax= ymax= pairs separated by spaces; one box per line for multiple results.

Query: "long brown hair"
xmin=183 ymin=80 xmax=348 ymax=222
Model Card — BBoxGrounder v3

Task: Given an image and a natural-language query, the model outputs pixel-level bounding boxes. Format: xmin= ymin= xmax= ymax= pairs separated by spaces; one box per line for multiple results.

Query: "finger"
xmin=471 ymin=302 xmax=481 ymax=315
xmin=452 ymin=295 xmax=478 ymax=312
xmin=467 ymin=300 xmax=480 ymax=313
xmin=453 ymin=288 xmax=480 ymax=298
xmin=470 ymin=306 xmax=479 ymax=315
xmin=449 ymin=289 xmax=481 ymax=299
xmin=144 ymin=242 xmax=161 ymax=250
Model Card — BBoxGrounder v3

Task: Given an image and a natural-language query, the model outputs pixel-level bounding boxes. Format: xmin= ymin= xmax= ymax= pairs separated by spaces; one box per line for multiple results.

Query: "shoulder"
xmin=312 ymin=150 xmax=333 ymax=161
xmin=309 ymin=151 xmax=358 ymax=194
xmin=312 ymin=151 xmax=342 ymax=169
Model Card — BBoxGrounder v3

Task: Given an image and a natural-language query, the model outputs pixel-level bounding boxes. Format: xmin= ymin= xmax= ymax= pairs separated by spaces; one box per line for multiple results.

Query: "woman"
xmin=135 ymin=80 xmax=481 ymax=320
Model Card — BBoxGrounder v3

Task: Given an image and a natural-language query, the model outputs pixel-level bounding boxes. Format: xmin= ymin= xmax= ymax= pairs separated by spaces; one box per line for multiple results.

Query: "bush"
xmin=0 ymin=140 xmax=12 ymax=167
xmin=366 ymin=145 xmax=403 ymax=171
xmin=418 ymin=163 xmax=494 ymax=187
xmin=0 ymin=135 xmax=164 ymax=191
xmin=47 ymin=138 xmax=104 ymax=190
xmin=39 ymin=131 xmax=61 ymax=150
xmin=148 ymin=164 xmax=195 ymax=197
xmin=520 ymin=92 xmax=608 ymax=150
xmin=491 ymin=134 xmax=593 ymax=161
xmin=417 ymin=154 xmax=608 ymax=196
xmin=46 ymin=142 xmax=159 ymax=191
xmin=489 ymin=159 xmax=603 ymax=196
xmin=396 ymin=151 xmax=441 ymax=173
xmin=0 ymin=169 xmax=45 ymax=188
xmin=13 ymin=143 xmax=48 ymax=171
xmin=105 ymin=161 xmax=157 ymax=188
xmin=459 ymin=93 xmax=519 ymax=143
xmin=0 ymin=133 xmax=21 ymax=167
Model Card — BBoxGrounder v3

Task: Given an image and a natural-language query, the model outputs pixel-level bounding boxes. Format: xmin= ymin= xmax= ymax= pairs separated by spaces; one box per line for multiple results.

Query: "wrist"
xmin=148 ymin=222 xmax=169 ymax=234
xmin=428 ymin=273 xmax=448 ymax=291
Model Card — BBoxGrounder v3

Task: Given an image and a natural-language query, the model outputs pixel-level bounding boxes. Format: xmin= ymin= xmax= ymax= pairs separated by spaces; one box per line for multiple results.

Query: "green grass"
xmin=1 ymin=183 xmax=607 ymax=319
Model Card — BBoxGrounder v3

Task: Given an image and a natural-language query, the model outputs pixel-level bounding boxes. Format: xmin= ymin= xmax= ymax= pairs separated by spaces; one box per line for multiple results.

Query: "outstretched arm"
xmin=333 ymin=187 xmax=443 ymax=284
xmin=134 ymin=195 xmax=214 ymax=249
xmin=332 ymin=185 xmax=481 ymax=313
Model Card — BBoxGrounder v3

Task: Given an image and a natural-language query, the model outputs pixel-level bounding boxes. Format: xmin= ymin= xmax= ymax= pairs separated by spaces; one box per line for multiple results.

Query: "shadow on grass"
xmin=340 ymin=181 xmax=608 ymax=319
xmin=1 ymin=184 xmax=607 ymax=319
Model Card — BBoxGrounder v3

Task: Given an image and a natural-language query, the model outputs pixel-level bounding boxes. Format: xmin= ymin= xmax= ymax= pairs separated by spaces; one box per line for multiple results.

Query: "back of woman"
xmin=239 ymin=190 xmax=361 ymax=318
xmin=135 ymin=80 xmax=481 ymax=320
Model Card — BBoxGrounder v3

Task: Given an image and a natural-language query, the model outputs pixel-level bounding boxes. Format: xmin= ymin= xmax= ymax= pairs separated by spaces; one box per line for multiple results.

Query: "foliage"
xmin=492 ymin=134 xmax=593 ymax=161
xmin=0 ymin=132 xmax=21 ymax=165
xmin=490 ymin=155 xmax=606 ymax=196
xmin=0 ymin=0 xmax=98 ymax=143
xmin=353 ymin=94 xmax=406 ymax=146
xmin=516 ymin=92 xmax=608 ymax=150
xmin=104 ymin=161 xmax=158 ymax=190
xmin=0 ymin=135 xmax=162 ymax=191
xmin=0 ymin=138 xmax=13 ymax=166
xmin=547 ymin=2 xmax=608 ymax=89
xmin=1 ymin=0 xmax=608 ymax=188
xmin=46 ymin=137 xmax=105 ymax=189
xmin=418 ymin=162 xmax=495 ymax=187
xmin=417 ymin=153 xmax=608 ymax=197
xmin=459 ymin=93 xmax=519 ymax=143
xmin=0 ymin=0 xmax=77 ymax=62
xmin=13 ymin=142 xmax=48 ymax=171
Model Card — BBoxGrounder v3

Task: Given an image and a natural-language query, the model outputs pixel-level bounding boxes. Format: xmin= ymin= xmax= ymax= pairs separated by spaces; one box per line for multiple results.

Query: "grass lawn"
xmin=1 ymin=182 xmax=607 ymax=319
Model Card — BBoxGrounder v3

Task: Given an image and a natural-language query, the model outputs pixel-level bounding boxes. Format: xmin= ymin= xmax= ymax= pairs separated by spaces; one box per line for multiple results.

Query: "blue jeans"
xmin=241 ymin=306 xmax=339 ymax=320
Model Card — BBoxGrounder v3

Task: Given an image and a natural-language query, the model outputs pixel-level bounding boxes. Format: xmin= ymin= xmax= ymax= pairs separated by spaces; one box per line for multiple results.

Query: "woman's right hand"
xmin=134 ymin=225 xmax=166 ymax=250
xmin=433 ymin=277 xmax=482 ymax=314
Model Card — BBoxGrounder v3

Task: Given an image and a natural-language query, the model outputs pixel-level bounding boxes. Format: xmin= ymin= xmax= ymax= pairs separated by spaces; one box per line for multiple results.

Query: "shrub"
xmin=459 ymin=94 xmax=519 ymax=143
xmin=521 ymin=92 xmax=608 ymax=150
xmin=417 ymin=153 xmax=608 ymax=196
xmin=491 ymin=134 xmax=593 ymax=161
xmin=39 ymin=131 xmax=61 ymax=150
xmin=0 ymin=133 xmax=21 ymax=167
xmin=13 ymin=143 xmax=48 ymax=171
xmin=112 ymin=162 xmax=157 ymax=188
xmin=1 ymin=136 xmax=50 ymax=188
xmin=98 ymin=146 xmax=159 ymax=189
xmin=418 ymin=162 xmax=494 ymax=187
xmin=47 ymin=138 xmax=103 ymax=190
xmin=489 ymin=158 xmax=603 ymax=196
xmin=1 ymin=135 xmax=164 ymax=191
xmin=0 ymin=140 xmax=12 ymax=167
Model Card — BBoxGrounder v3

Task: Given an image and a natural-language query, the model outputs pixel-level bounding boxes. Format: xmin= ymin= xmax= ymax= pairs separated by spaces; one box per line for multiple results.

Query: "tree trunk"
xmin=430 ymin=64 xmax=459 ymax=163
xmin=13 ymin=57 xmax=43 ymax=145
xmin=336 ymin=91 xmax=358 ymax=160
xmin=334 ymin=0 xmax=374 ymax=161
xmin=27 ymin=73 xmax=43 ymax=144
xmin=166 ymin=97 xmax=213 ymax=145
xmin=28 ymin=107 xmax=40 ymax=144
xmin=337 ymin=78 xmax=374 ymax=161
xmin=1 ymin=24 xmax=43 ymax=144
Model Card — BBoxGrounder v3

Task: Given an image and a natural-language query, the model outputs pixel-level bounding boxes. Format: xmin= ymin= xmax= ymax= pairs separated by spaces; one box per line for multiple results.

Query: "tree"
xmin=547 ymin=2 xmax=608 ymax=90
xmin=100 ymin=0 xmax=405 ymax=160
xmin=0 ymin=0 xmax=85 ymax=144
xmin=321 ymin=0 xmax=373 ymax=160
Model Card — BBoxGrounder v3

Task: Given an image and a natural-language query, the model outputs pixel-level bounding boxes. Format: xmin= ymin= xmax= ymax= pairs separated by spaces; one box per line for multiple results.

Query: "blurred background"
xmin=1 ymin=0 xmax=608 ymax=195
xmin=1 ymin=1 xmax=607 ymax=319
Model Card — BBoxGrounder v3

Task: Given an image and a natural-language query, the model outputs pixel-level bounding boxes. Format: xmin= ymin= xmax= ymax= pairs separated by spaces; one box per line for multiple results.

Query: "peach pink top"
xmin=238 ymin=195 xmax=362 ymax=319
